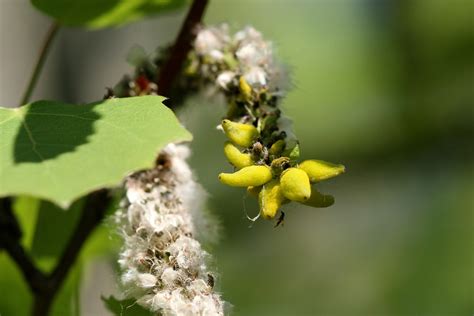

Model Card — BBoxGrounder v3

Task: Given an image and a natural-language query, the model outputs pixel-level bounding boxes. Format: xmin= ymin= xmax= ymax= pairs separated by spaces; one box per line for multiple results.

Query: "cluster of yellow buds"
xmin=182 ymin=25 xmax=346 ymax=224
xmin=109 ymin=25 xmax=346 ymax=225
xmin=218 ymin=120 xmax=345 ymax=222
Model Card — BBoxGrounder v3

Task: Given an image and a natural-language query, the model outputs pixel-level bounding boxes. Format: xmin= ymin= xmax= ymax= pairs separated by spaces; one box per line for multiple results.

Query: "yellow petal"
xmin=219 ymin=165 xmax=272 ymax=187
xmin=223 ymin=141 xmax=254 ymax=169
xmin=259 ymin=179 xmax=286 ymax=220
xmin=221 ymin=119 xmax=259 ymax=147
xmin=298 ymin=160 xmax=345 ymax=182
xmin=280 ymin=168 xmax=311 ymax=202
xmin=239 ymin=76 xmax=252 ymax=100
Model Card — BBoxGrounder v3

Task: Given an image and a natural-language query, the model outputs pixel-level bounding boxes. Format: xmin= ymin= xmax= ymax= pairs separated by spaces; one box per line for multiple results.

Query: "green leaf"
xmin=283 ymin=142 xmax=300 ymax=164
xmin=31 ymin=0 xmax=187 ymax=29
xmin=0 ymin=96 xmax=191 ymax=208
xmin=102 ymin=296 xmax=153 ymax=316
xmin=0 ymin=254 xmax=32 ymax=315
xmin=31 ymin=190 xmax=122 ymax=260
xmin=31 ymin=200 xmax=84 ymax=258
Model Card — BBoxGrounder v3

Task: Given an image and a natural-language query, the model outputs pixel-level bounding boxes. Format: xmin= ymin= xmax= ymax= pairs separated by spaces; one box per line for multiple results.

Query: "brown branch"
xmin=157 ymin=0 xmax=209 ymax=96
xmin=0 ymin=197 xmax=20 ymax=240
xmin=0 ymin=197 xmax=47 ymax=294
xmin=0 ymin=232 xmax=48 ymax=294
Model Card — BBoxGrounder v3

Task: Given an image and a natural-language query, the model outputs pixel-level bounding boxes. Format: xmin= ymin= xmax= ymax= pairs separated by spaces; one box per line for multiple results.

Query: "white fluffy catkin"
xmin=115 ymin=144 xmax=224 ymax=315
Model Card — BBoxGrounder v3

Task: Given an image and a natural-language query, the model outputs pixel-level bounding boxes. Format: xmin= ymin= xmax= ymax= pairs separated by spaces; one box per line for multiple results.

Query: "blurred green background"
xmin=0 ymin=0 xmax=472 ymax=315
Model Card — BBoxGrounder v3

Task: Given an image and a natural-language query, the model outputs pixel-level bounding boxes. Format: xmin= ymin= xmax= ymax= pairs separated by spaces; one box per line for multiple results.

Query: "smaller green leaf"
xmin=102 ymin=296 xmax=153 ymax=316
xmin=31 ymin=0 xmax=187 ymax=29
xmin=283 ymin=142 xmax=300 ymax=164
xmin=0 ymin=254 xmax=32 ymax=315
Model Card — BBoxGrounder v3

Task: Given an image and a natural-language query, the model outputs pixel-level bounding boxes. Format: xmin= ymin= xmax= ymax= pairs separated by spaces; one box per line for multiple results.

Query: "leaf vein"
xmin=20 ymin=118 xmax=60 ymax=190
xmin=26 ymin=112 xmax=96 ymax=121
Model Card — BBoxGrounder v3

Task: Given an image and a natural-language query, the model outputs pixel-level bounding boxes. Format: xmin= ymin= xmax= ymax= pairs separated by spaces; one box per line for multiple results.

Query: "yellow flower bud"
xmin=239 ymin=76 xmax=252 ymax=100
xmin=247 ymin=186 xmax=262 ymax=197
xmin=259 ymin=180 xmax=286 ymax=220
xmin=221 ymin=119 xmax=259 ymax=147
xmin=302 ymin=189 xmax=334 ymax=208
xmin=223 ymin=141 xmax=254 ymax=169
xmin=219 ymin=165 xmax=272 ymax=187
xmin=280 ymin=168 xmax=311 ymax=202
xmin=298 ymin=160 xmax=345 ymax=182
xmin=269 ymin=139 xmax=286 ymax=156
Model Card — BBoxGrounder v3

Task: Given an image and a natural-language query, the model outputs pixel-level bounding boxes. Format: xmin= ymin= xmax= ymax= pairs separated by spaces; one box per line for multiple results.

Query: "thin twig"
xmin=157 ymin=0 xmax=209 ymax=96
xmin=1 ymin=232 xmax=48 ymax=293
xmin=19 ymin=22 xmax=60 ymax=106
